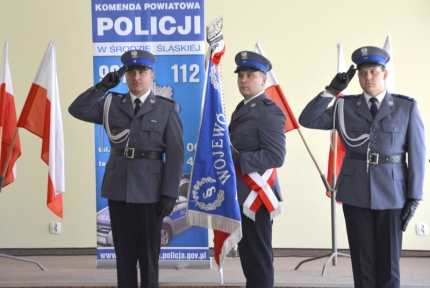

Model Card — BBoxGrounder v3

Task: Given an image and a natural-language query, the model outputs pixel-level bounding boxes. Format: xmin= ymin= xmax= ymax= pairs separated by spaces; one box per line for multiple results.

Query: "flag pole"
xmin=296 ymin=128 xmax=331 ymax=191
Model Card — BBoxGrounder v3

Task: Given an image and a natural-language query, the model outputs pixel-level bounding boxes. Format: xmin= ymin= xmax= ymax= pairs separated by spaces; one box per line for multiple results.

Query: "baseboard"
xmin=1 ymin=247 xmax=429 ymax=257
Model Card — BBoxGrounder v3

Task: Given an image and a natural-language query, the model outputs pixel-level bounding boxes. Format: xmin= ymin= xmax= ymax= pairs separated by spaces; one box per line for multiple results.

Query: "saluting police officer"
xmin=69 ymin=50 xmax=184 ymax=288
xmin=229 ymin=51 xmax=286 ymax=288
xmin=299 ymin=46 xmax=425 ymax=288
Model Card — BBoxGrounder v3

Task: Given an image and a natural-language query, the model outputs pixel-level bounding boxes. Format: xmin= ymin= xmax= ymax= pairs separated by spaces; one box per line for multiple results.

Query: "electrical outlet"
xmin=49 ymin=222 xmax=61 ymax=234
xmin=416 ymin=223 xmax=428 ymax=236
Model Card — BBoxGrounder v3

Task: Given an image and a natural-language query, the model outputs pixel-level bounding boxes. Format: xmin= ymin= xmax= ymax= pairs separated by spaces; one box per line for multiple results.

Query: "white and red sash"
xmin=235 ymin=167 xmax=281 ymax=221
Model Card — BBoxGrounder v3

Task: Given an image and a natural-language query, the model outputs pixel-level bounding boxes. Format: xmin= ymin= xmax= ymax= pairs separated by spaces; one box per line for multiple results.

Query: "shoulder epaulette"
xmin=109 ymin=92 xmax=126 ymax=97
xmin=156 ymin=95 xmax=175 ymax=103
xmin=339 ymin=94 xmax=360 ymax=99
xmin=392 ymin=94 xmax=414 ymax=101
xmin=263 ymin=98 xmax=275 ymax=106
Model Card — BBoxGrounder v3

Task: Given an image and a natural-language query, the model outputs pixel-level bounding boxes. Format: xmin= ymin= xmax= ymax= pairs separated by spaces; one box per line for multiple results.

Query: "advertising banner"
xmin=91 ymin=0 xmax=209 ymax=268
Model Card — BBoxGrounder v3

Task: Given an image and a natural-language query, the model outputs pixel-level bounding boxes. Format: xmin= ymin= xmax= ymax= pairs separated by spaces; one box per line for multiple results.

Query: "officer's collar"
xmin=130 ymin=90 xmax=151 ymax=104
xmin=243 ymin=90 xmax=265 ymax=105
xmin=363 ymin=90 xmax=386 ymax=104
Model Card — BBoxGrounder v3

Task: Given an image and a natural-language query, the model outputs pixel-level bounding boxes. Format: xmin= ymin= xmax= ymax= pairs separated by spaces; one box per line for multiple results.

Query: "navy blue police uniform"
xmin=299 ymin=46 xmax=425 ymax=288
xmin=69 ymin=50 xmax=184 ymax=288
xmin=229 ymin=51 xmax=286 ymax=288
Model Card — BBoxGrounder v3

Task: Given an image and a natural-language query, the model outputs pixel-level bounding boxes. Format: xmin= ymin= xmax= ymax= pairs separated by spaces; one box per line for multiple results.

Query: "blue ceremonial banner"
xmin=91 ymin=0 xmax=208 ymax=268
xmin=187 ymin=43 xmax=242 ymax=276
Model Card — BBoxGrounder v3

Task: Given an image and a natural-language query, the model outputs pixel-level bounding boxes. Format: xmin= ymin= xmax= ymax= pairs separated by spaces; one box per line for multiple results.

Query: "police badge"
xmin=241 ymin=51 xmax=248 ymax=62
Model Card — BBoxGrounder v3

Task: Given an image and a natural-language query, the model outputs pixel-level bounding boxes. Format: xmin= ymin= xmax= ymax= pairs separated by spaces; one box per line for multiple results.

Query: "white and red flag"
xmin=255 ymin=42 xmax=300 ymax=133
xmin=383 ymin=34 xmax=395 ymax=93
xmin=17 ymin=42 xmax=65 ymax=218
xmin=0 ymin=42 xmax=21 ymax=188
xmin=326 ymin=43 xmax=348 ymax=199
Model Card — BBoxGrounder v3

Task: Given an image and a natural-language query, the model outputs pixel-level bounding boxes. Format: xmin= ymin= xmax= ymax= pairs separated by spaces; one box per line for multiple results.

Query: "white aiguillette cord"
xmin=334 ymin=98 xmax=372 ymax=172
xmin=103 ymin=93 xmax=130 ymax=144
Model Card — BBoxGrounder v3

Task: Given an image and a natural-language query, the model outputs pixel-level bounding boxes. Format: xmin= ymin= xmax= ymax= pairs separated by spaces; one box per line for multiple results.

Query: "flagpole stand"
xmin=0 ymin=253 xmax=45 ymax=271
xmin=294 ymin=175 xmax=349 ymax=275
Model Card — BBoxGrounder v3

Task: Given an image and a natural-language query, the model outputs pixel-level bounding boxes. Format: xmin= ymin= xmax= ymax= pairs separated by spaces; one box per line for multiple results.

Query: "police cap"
xmin=234 ymin=51 xmax=272 ymax=74
xmin=121 ymin=50 xmax=156 ymax=71
xmin=351 ymin=46 xmax=390 ymax=68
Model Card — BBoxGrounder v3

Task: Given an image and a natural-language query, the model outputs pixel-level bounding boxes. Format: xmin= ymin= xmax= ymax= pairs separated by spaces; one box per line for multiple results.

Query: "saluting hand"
xmin=95 ymin=65 xmax=127 ymax=92
xmin=325 ymin=64 xmax=356 ymax=96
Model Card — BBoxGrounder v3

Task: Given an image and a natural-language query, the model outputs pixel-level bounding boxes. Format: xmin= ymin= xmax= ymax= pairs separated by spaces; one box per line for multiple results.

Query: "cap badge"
xmin=241 ymin=51 xmax=248 ymax=61
xmin=360 ymin=47 xmax=369 ymax=56
xmin=131 ymin=50 xmax=138 ymax=59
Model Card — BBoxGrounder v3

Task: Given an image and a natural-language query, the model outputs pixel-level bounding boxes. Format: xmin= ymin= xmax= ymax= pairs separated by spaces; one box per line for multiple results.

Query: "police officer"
xmin=229 ymin=51 xmax=286 ymax=288
xmin=69 ymin=50 xmax=184 ymax=288
xmin=299 ymin=46 xmax=425 ymax=288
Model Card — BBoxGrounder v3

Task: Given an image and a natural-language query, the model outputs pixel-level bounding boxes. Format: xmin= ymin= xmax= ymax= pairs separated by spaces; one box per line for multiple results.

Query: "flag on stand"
xmin=383 ymin=34 xmax=395 ymax=93
xmin=187 ymin=41 xmax=242 ymax=282
xmin=326 ymin=43 xmax=347 ymax=199
xmin=0 ymin=42 xmax=21 ymax=188
xmin=255 ymin=42 xmax=300 ymax=133
xmin=17 ymin=42 xmax=65 ymax=218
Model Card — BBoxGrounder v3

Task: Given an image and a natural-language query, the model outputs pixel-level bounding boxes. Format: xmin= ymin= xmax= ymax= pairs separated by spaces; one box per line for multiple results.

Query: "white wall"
xmin=0 ymin=0 xmax=429 ymax=250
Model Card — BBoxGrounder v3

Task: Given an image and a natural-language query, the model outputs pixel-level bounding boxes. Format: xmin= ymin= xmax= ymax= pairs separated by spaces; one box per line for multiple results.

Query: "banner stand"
xmin=294 ymin=130 xmax=350 ymax=275
xmin=0 ymin=253 xmax=45 ymax=271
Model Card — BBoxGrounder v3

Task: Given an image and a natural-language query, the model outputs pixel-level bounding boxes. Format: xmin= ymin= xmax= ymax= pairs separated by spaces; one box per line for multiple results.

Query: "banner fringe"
xmin=270 ymin=206 xmax=282 ymax=220
xmin=242 ymin=206 xmax=256 ymax=221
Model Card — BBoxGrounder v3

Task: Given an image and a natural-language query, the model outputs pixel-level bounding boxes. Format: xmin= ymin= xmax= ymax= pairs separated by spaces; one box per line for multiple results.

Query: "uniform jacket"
xmin=229 ymin=93 xmax=286 ymax=205
xmin=69 ymin=87 xmax=184 ymax=203
xmin=299 ymin=92 xmax=425 ymax=209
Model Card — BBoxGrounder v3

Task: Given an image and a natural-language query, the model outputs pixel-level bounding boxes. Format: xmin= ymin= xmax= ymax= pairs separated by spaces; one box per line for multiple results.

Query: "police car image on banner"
xmin=96 ymin=174 xmax=191 ymax=247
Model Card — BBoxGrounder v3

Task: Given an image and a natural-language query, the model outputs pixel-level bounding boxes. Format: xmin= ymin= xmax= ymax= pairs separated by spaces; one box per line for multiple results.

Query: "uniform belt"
xmin=346 ymin=152 xmax=405 ymax=164
xmin=110 ymin=148 xmax=163 ymax=160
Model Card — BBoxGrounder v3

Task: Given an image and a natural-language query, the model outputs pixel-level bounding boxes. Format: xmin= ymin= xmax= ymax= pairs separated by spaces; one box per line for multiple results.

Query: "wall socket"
xmin=416 ymin=223 xmax=428 ymax=236
xmin=49 ymin=222 xmax=61 ymax=234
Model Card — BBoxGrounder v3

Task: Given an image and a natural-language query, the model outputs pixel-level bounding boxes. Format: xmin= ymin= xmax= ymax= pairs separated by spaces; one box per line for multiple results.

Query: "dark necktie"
xmin=369 ymin=98 xmax=378 ymax=118
xmin=134 ymin=98 xmax=141 ymax=115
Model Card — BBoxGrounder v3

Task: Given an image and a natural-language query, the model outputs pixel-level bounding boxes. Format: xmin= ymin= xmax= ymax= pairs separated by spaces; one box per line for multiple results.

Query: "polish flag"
xmin=17 ymin=42 xmax=64 ymax=218
xmin=383 ymin=34 xmax=395 ymax=93
xmin=326 ymin=43 xmax=347 ymax=200
xmin=255 ymin=43 xmax=300 ymax=133
xmin=0 ymin=42 xmax=21 ymax=187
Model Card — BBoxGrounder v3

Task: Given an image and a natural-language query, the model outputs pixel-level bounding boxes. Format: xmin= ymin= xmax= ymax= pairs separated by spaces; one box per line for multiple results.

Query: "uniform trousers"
xmin=238 ymin=205 xmax=274 ymax=288
xmin=343 ymin=204 xmax=402 ymax=288
xmin=108 ymin=200 xmax=162 ymax=288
